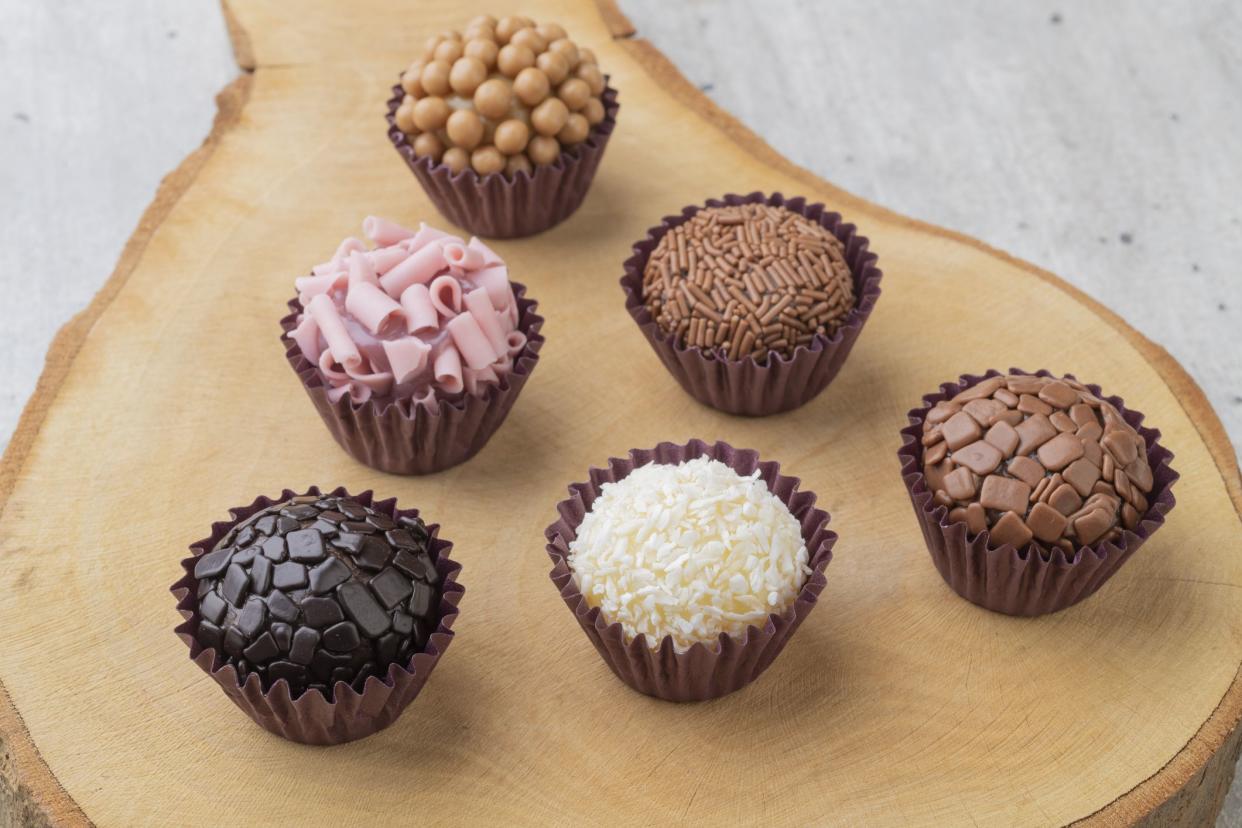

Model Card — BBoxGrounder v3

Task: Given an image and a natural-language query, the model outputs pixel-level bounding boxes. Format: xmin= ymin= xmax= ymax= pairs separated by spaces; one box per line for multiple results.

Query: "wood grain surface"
xmin=1 ymin=1 xmax=1240 ymax=825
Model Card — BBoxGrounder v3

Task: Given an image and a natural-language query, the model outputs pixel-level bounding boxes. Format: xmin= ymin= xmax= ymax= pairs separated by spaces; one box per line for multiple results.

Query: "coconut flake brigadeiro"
xmin=567 ymin=456 xmax=811 ymax=651
xmin=921 ymin=373 xmax=1155 ymax=556
xmin=394 ymin=14 xmax=609 ymax=178
xmin=641 ymin=202 xmax=857 ymax=362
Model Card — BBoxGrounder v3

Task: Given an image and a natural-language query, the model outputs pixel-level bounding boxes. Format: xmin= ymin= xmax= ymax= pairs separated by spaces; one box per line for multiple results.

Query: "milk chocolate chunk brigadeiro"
xmin=192 ymin=495 xmax=441 ymax=701
xmin=641 ymin=202 xmax=857 ymax=362
xmin=922 ymin=374 xmax=1155 ymax=557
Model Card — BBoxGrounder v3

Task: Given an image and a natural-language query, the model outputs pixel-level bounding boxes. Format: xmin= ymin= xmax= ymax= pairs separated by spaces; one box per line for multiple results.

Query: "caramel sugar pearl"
xmin=577 ymin=63 xmax=605 ymax=96
xmin=467 ymin=14 xmax=497 ymax=29
xmin=493 ymin=119 xmax=531 ymax=155
xmin=421 ymin=35 xmax=443 ymax=60
xmin=434 ymin=39 xmax=464 ymax=64
xmin=558 ymin=77 xmax=590 ymax=111
xmin=548 ymin=38 xmax=580 ymax=68
xmin=394 ymin=106 xmax=417 ymax=134
xmin=497 ymin=43 xmax=535 ymax=78
xmin=442 ymin=146 xmax=470 ymax=173
xmin=446 ymin=108 xmax=484 ymax=150
xmin=494 ymin=15 xmax=527 ymax=44
xmin=412 ymin=131 xmax=445 ymax=162
xmin=505 ymin=152 xmax=533 ymax=177
xmin=420 ymin=60 xmax=452 ymax=97
xmin=514 ymin=67 xmax=551 ymax=107
xmin=582 ymin=96 xmax=606 ymax=125
xmin=527 ymin=135 xmax=561 ymax=165
xmin=536 ymin=22 xmax=567 ymax=43
xmin=401 ymin=63 xmax=425 ymax=95
xmin=557 ymin=112 xmax=589 ymax=145
xmin=531 ymin=96 xmax=570 ymax=136
xmin=536 ymin=50 xmax=570 ymax=85
xmin=471 ymin=145 xmax=506 ymax=175
xmin=464 ymin=38 xmax=499 ymax=69
xmin=449 ymin=56 xmax=487 ymax=97
xmin=463 ymin=24 xmax=494 ymax=42
xmin=579 ymin=47 xmax=598 ymax=65
xmin=411 ymin=96 xmax=450 ymax=131
xmin=473 ymin=77 xmax=513 ymax=120
xmin=510 ymin=28 xmax=546 ymax=54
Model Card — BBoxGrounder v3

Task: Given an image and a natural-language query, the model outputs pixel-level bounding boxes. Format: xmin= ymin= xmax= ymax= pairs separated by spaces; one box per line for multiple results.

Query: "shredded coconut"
xmin=567 ymin=457 xmax=810 ymax=651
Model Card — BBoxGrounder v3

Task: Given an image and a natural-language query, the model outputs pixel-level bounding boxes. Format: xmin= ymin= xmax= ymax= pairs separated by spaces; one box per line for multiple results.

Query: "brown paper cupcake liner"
xmin=386 ymin=80 xmax=619 ymax=239
xmin=280 ymin=283 xmax=544 ymax=475
xmin=620 ymin=192 xmax=882 ymax=417
xmin=171 ymin=486 xmax=464 ymax=745
xmin=545 ymin=439 xmax=836 ymax=702
xmin=898 ymin=369 xmax=1178 ymax=616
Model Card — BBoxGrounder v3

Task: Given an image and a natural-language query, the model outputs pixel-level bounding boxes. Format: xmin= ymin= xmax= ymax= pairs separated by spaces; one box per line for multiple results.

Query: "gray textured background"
xmin=0 ymin=0 xmax=1238 ymax=822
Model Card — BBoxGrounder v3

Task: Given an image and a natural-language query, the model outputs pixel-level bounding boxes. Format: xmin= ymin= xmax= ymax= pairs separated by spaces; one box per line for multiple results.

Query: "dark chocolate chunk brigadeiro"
xmin=173 ymin=488 xmax=463 ymax=744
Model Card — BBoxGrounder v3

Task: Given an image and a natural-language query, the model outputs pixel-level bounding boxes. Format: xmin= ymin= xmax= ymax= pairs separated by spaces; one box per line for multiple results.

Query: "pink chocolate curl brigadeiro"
xmin=293 ymin=217 xmax=522 ymax=406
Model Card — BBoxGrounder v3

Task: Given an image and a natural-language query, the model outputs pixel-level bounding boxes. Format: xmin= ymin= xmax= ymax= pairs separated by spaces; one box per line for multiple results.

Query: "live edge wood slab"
xmin=1 ymin=1 xmax=1239 ymax=825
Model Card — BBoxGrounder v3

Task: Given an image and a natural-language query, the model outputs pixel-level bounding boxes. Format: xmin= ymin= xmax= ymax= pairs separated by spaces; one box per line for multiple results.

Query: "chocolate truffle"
xmin=640 ymin=202 xmax=856 ymax=361
xmin=921 ymin=374 xmax=1154 ymax=556
xmin=192 ymin=494 xmax=441 ymax=700
xmin=395 ymin=15 xmax=608 ymax=179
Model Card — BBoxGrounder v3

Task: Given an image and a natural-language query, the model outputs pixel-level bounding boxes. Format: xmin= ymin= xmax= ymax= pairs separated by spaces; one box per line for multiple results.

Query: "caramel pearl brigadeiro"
xmin=399 ymin=15 xmax=608 ymax=178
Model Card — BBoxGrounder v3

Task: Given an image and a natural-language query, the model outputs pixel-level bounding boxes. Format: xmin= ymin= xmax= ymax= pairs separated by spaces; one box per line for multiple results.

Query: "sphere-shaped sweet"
xmin=473 ymin=78 xmax=512 ymax=120
xmin=433 ymin=39 xmax=464 ymax=64
xmin=505 ymin=152 xmax=533 ymax=177
xmin=494 ymin=15 xmax=527 ymax=44
xmin=401 ymin=62 xmax=425 ymax=95
xmin=582 ymin=96 xmax=606 ymax=125
xmin=493 ymin=119 xmax=531 ymax=155
xmin=577 ymin=63 xmax=605 ymax=96
xmin=527 ymin=134 xmax=560 ymax=165
xmin=412 ymin=132 xmax=445 ymax=162
xmin=557 ymin=77 xmax=590 ymax=111
xmin=442 ymin=146 xmax=470 ymax=173
xmin=419 ymin=60 xmax=452 ymax=97
xmin=464 ymin=38 xmax=498 ymax=69
xmin=513 ymin=67 xmax=550 ymax=106
xmin=510 ymin=27 xmax=546 ymax=54
xmin=548 ymin=38 xmax=579 ymax=68
xmin=557 ymin=112 xmax=589 ymax=145
xmin=497 ymin=43 xmax=535 ymax=78
xmin=471 ymin=145 xmax=506 ymax=175
xmin=446 ymin=108 xmax=484 ymax=150
xmin=191 ymin=495 xmax=442 ymax=700
xmin=531 ymin=96 xmax=569 ymax=136
xmin=412 ymin=96 xmax=450 ymax=131
xmin=536 ymin=50 xmax=570 ymax=85
xmin=536 ymin=22 xmax=567 ymax=43
xmin=449 ymin=56 xmax=487 ymax=97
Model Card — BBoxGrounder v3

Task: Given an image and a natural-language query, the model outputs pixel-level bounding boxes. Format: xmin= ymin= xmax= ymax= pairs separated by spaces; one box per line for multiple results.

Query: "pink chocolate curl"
xmin=468 ymin=237 xmax=503 ymax=268
xmin=381 ymin=241 xmax=447 ymax=298
xmin=344 ymin=365 xmax=394 ymax=397
xmin=290 ymin=314 xmax=322 ymax=365
xmin=442 ymin=241 xmax=484 ymax=272
xmin=368 ymin=245 xmax=411 ymax=276
xmin=362 ymin=216 xmax=415 ymax=247
xmin=434 ymin=345 xmax=464 ymax=395
xmin=471 ymin=265 xmax=512 ymax=311
xmin=382 ymin=337 xmax=431 ymax=385
xmin=400 ymin=283 xmax=438 ymax=335
xmin=333 ymin=236 xmax=367 ymax=262
xmin=505 ymin=330 xmax=527 ymax=358
xmin=462 ymin=288 xmax=509 ymax=356
xmin=348 ymin=250 xmax=379 ymax=286
xmin=429 ymin=274 xmax=463 ymax=319
xmin=346 ymin=280 xmax=403 ymax=335
xmin=447 ymin=310 xmax=498 ymax=370
xmin=308 ymin=293 xmax=362 ymax=371
xmin=296 ymin=270 xmax=348 ymax=305
xmin=463 ymin=364 xmax=499 ymax=397
xmin=406 ymin=223 xmax=454 ymax=251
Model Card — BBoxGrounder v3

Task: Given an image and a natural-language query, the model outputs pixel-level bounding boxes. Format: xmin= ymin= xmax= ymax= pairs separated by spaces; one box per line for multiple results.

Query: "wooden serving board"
xmin=2 ymin=2 xmax=1240 ymax=825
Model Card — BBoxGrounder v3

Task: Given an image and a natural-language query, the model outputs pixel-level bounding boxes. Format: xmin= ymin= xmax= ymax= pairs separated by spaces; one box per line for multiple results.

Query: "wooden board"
xmin=2 ymin=1 xmax=1240 ymax=825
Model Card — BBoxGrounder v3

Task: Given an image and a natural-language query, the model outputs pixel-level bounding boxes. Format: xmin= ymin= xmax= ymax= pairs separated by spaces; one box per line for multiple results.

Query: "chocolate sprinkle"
xmin=191 ymin=495 xmax=441 ymax=700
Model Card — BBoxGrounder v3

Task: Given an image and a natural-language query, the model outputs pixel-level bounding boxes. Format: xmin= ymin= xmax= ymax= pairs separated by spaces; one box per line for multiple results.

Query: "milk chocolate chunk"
xmin=921 ymin=373 xmax=1154 ymax=557
xmin=191 ymin=495 xmax=442 ymax=701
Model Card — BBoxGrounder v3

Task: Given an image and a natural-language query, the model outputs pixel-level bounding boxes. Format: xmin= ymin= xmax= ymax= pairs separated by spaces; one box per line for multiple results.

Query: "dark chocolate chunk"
xmin=354 ymin=536 xmax=391 ymax=571
xmin=271 ymin=622 xmax=292 ymax=652
xmin=332 ymin=666 xmax=356 ymax=687
xmin=236 ymin=526 xmax=257 ymax=547
xmin=266 ymin=589 xmax=298 ymax=622
xmin=197 ymin=579 xmax=213 ymax=599
xmin=197 ymin=620 xmax=223 ymax=651
xmin=281 ymin=504 xmax=318 ymax=520
xmin=221 ymin=563 xmax=249 ymax=606
xmin=332 ymin=532 xmax=365 ymax=554
xmin=267 ymin=660 xmax=306 ymax=685
xmin=254 ymin=515 xmax=278 ymax=535
xmin=341 ymin=521 xmax=376 ymax=534
xmin=369 ymin=567 xmax=413 ymax=609
xmin=366 ymin=513 xmax=397 ymax=531
xmin=308 ymin=558 xmax=350 ymax=594
xmin=322 ymin=621 xmax=361 ymax=652
xmin=289 ymin=627 xmax=320 ymax=664
xmin=237 ymin=596 xmax=267 ymax=638
xmin=310 ymin=519 xmax=339 ymax=537
xmin=413 ymin=552 xmax=440 ymax=584
xmin=193 ymin=546 xmax=233 ymax=579
xmin=231 ymin=545 xmax=259 ymax=566
xmin=272 ymin=561 xmax=308 ymax=590
xmin=318 ymin=510 xmax=347 ymax=525
xmin=224 ymin=626 xmax=247 ymax=657
xmin=376 ymin=632 xmax=401 ymax=664
xmin=338 ymin=501 xmax=366 ymax=520
xmin=391 ymin=611 xmax=414 ymax=636
xmin=408 ymin=580 xmax=435 ymax=617
xmin=302 ymin=596 xmax=344 ymax=627
xmin=199 ymin=590 xmax=227 ymax=625
xmin=352 ymin=662 xmax=377 ymax=690
xmin=287 ymin=528 xmax=326 ymax=562
xmin=261 ymin=535 xmax=286 ymax=561
xmin=249 ymin=555 xmax=273 ymax=595
xmin=392 ymin=549 xmax=422 ymax=579
xmin=276 ymin=515 xmax=299 ymax=533
xmin=398 ymin=515 xmax=429 ymax=540
xmin=338 ymin=582 xmax=391 ymax=637
xmin=385 ymin=528 xmax=417 ymax=549
xmin=311 ymin=649 xmax=354 ymax=681
xmin=243 ymin=632 xmax=279 ymax=663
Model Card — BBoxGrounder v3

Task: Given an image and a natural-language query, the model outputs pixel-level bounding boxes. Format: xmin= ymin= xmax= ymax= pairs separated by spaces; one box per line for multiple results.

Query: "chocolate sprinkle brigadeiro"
xmin=922 ymin=374 xmax=1155 ymax=556
xmin=192 ymin=495 xmax=441 ymax=701
xmin=641 ymin=203 xmax=856 ymax=361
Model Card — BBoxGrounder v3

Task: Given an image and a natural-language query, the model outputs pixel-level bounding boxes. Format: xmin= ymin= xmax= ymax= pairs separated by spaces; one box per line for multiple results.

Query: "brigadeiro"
xmin=899 ymin=370 xmax=1177 ymax=616
xmin=280 ymin=216 xmax=544 ymax=475
xmin=621 ymin=192 xmax=882 ymax=416
xmin=387 ymin=14 xmax=619 ymax=238
xmin=171 ymin=488 xmax=463 ymax=744
xmin=545 ymin=439 xmax=836 ymax=702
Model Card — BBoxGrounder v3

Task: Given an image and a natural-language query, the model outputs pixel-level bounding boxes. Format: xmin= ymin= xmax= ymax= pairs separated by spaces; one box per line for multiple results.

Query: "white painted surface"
xmin=0 ymin=0 xmax=1239 ymax=821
